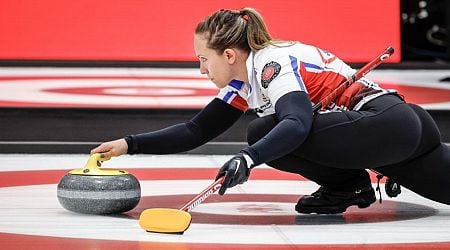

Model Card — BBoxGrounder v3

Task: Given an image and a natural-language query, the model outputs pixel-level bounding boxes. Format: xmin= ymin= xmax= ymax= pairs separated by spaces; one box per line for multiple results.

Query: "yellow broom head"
xmin=139 ymin=208 xmax=192 ymax=234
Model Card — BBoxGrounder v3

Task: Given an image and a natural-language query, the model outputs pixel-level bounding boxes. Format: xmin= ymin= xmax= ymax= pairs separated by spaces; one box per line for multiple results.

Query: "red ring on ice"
xmin=0 ymin=167 xmax=448 ymax=249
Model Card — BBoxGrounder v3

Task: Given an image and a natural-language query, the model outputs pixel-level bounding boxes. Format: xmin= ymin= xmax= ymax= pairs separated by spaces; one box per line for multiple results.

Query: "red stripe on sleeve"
xmin=230 ymin=94 xmax=248 ymax=111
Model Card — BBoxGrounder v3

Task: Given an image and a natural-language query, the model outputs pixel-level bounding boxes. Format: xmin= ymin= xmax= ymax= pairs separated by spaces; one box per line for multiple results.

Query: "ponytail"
xmin=195 ymin=7 xmax=278 ymax=53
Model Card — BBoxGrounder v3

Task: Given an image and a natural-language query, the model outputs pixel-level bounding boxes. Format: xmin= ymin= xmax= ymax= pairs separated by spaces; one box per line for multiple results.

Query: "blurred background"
xmin=0 ymin=0 xmax=407 ymax=65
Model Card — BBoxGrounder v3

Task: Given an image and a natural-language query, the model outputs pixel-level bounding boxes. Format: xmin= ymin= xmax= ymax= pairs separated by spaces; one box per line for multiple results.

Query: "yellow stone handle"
xmin=69 ymin=153 xmax=128 ymax=176
xmin=86 ymin=153 xmax=111 ymax=168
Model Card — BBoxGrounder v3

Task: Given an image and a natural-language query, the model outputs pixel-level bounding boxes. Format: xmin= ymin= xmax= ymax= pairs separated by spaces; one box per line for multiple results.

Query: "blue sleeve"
xmin=125 ymin=98 xmax=243 ymax=154
xmin=241 ymin=91 xmax=313 ymax=165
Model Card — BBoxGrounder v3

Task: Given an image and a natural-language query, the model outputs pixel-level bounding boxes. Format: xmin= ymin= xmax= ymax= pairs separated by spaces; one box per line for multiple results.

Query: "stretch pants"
xmin=247 ymin=94 xmax=450 ymax=204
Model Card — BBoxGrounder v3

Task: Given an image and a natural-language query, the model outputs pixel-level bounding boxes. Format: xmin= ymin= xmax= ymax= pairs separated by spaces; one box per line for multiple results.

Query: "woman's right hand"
xmin=90 ymin=138 xmax=128 ymax=159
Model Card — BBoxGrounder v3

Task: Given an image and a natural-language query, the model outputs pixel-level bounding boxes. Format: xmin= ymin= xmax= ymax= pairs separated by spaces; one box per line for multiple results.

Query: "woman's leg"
xmin=375 ymin=104 xmax=449 ymax=204
xmin=294 ymin=95 xmax=424 ymax=169
xmin=376 ymin=143 xmax=450 ymax=205
xmin=247 ymin=114 xmax=376 ymax=214
xmin=247 ymin=95 xmax=448 ymax=209
xmin=246 ymin=114 xmax=370 ymax=191
xmin=247 ymin=95 xmax=417 ymax=188
xmin=290 ymin=95 xmax=448 ymax=205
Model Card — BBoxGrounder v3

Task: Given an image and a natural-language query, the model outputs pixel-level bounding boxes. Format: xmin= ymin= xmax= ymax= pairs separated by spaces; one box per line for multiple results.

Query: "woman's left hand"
xmin=215 ymin=153 xmax=254 ymax=195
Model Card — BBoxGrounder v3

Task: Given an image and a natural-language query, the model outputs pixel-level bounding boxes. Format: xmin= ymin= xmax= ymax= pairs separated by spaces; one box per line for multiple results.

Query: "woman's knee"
xmin=246 ymin=115 xmax=278 ymax=145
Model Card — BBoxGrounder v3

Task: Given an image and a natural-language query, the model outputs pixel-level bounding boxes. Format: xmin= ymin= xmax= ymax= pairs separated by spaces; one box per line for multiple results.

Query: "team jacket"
xmin=217 ymin=42 xmax=393 ymax=115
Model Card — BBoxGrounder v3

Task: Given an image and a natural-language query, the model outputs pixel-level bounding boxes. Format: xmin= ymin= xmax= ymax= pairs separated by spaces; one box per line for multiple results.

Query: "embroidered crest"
xmin=261 ymin=61 xmax=281 ymax=88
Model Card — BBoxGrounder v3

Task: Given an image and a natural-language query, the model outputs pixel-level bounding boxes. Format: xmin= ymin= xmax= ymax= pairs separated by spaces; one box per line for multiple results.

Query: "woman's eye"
xmin=199 ymin=57 xmax=207 ymax=62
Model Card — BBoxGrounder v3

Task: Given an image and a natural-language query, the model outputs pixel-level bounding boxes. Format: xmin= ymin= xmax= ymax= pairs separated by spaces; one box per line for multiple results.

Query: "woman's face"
xmin=194 ymin=34 xmax=236 ymax=88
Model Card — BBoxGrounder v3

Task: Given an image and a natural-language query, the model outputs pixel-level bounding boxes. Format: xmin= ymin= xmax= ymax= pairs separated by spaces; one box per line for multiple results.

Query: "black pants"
xmin=247 ymin=94 xmax=450 ymax=204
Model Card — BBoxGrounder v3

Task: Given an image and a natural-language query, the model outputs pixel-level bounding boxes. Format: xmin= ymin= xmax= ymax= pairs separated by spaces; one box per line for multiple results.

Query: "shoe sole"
xmin=296 ymin=195 xmax=376 ymax=214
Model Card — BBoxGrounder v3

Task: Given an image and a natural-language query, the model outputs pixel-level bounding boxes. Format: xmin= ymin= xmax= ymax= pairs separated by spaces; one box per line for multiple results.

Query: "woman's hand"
xmin=90 ymin=138 xmax=128 ymax=158
xmin=215 ymin=153 xmax=254 ymax=195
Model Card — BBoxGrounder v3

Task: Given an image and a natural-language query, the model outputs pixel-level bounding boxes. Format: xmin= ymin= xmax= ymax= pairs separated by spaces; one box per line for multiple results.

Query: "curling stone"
xmin=57 ymin=153 xmax=141 ymax=214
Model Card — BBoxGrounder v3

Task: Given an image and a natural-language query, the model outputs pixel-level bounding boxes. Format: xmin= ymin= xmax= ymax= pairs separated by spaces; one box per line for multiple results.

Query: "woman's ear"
xmin=223 ymin=48 xmax=237 ymax=64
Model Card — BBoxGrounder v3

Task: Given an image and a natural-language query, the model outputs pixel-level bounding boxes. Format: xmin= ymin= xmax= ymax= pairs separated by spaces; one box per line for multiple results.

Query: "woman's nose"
xmin=199 ymin=64 xmax=208 ymax=75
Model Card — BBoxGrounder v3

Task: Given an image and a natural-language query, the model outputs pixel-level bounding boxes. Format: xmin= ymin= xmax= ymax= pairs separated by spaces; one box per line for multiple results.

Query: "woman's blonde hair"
xmin=195 ymin=7 xmax=280 ymax=53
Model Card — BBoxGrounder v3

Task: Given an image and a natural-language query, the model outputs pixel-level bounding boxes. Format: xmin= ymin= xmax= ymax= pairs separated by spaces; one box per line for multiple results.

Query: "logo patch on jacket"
xmin=261 ymin=61 xmax=281 ymax=88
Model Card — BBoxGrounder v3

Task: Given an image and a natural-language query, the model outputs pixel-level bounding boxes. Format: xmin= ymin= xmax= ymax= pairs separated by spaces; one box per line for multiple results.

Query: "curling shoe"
xmin=295 ymin=185 xmax=376 ymax=214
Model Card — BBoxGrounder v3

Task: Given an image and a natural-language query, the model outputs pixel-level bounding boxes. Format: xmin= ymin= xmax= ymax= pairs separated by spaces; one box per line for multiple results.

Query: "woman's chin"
xmin=211 ymin=80 xmax=222 ymax=88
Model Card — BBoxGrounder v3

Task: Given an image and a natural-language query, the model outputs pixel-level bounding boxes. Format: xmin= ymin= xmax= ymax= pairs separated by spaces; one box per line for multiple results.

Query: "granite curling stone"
xmin=57 ymin=153 xmax=141 ymax=214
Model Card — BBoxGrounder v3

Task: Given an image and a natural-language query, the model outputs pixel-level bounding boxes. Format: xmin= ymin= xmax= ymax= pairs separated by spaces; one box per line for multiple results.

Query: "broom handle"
xmin=180 ymin=176 xmax=225 ymax=212
xmin=313 ymin=46 xmax=394 ymax=113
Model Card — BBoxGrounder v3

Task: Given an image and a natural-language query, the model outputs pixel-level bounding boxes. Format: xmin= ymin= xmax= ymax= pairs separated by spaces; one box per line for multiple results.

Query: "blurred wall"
xmin=0 ymin=0 xmax=400 ymax=63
